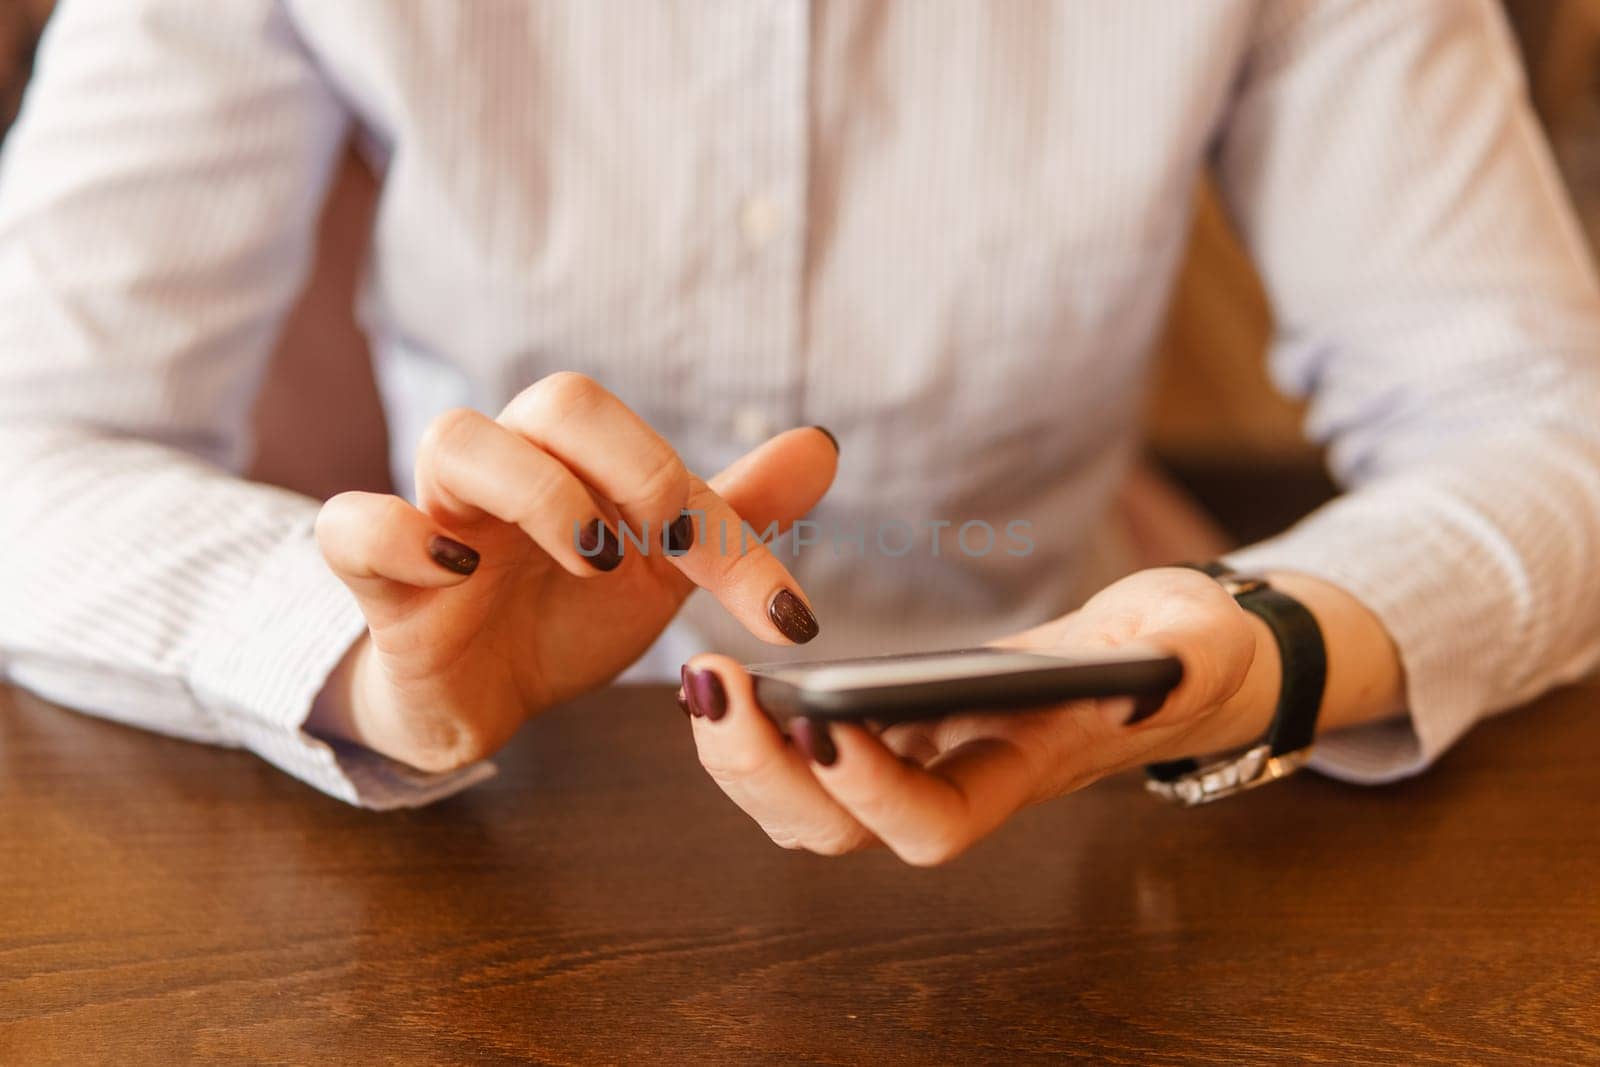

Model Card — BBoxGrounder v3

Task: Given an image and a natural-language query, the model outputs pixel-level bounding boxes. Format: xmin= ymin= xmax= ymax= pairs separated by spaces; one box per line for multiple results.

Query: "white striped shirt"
xmin=2 ymin=0 xmax=1599 ymax=806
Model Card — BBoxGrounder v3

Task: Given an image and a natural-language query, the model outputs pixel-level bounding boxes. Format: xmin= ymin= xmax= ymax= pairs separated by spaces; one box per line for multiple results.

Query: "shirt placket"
xmin=715 ymin=0 xmax=810 ymax=456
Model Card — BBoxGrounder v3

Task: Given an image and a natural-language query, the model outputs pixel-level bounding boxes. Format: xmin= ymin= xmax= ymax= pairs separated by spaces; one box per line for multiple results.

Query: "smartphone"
xmin=746 ymin=646 xmax=1183 ymax=724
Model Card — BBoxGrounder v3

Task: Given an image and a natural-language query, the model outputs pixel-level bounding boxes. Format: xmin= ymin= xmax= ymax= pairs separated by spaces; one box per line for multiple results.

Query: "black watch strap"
xmin=1145 ymin=563 xmax=1328 ymax=805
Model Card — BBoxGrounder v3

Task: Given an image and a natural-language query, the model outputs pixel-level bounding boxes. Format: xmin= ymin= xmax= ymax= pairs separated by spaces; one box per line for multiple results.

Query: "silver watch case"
xmin=1145 ymin=743 xmax=1313 ymax=807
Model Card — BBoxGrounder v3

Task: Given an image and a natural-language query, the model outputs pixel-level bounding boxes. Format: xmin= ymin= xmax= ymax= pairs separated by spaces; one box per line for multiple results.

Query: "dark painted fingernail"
xmin=679 ymin=665 xmax=696 ymax=717
xmin=1123 ymin=691 xmax=1167 ymax=726
xmin=768 ymin=589 xmax=820 ymax=644
xmin=812 ymin=426 xmax=840 ymax=454
xmin=791 ymin=717 xmax=837 ymax=767
xmin=683 ymin=666 xmax=727 ymax=722
xmin=665 ymin=512 xmax=696 ymax=555
xmin=428 ymin=535 xmax=480 ymax=576
xmin=675 ymin=687 xmax=690 ymax=717
xmin=576 ymin=518 xmax=624 ymax=572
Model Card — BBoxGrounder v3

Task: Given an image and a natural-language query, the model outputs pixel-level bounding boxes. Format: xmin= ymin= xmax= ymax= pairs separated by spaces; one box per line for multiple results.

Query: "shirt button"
xmin=731 ymin=406 xmax=773 ymax=446
xmin=739 ymin=192 xmax=784 ymax=246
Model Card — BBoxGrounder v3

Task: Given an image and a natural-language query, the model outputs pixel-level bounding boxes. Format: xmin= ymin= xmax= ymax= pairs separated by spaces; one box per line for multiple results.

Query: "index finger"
xmin=668 ymin=476 xmax=821 ymax=645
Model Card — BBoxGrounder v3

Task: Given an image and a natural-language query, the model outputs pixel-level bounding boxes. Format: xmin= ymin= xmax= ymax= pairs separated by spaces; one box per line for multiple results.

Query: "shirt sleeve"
xmin=0 ymin=0 xmax=491 ymax=807
xmin=1213 ymin=0 xmax=1600 ymax=782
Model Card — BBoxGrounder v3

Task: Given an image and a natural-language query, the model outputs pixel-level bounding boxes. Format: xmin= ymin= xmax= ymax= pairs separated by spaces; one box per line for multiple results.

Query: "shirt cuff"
xmin=1223 ymin=483 xmax=1506 ymax=785
xmin=188 ymin=520 xmax=495 ymax=808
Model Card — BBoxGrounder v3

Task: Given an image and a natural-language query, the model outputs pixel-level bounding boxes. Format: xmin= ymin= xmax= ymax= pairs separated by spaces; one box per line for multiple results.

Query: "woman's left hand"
xmin=680 ymin=566 xmax=1278 ymax=865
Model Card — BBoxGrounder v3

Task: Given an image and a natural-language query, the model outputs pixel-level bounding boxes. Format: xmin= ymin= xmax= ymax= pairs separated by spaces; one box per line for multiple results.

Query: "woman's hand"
xmin=681 ymin=566 xmax=1284 ymax=866
xmin=309 ymin=372 xmax=837 ymax=773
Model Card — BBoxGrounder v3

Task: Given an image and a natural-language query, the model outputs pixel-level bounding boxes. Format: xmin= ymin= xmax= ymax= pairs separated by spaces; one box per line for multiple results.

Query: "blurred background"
xmin=4 ymin=0 xmax=1599 ymax=545
xmin=1147 ymin=0 xmax=1600 ymax=540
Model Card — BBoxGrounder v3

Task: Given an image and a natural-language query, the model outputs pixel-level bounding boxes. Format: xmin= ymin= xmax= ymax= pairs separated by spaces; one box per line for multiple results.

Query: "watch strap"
xmin=1145 ymin=563 xmax=1328 ymax=804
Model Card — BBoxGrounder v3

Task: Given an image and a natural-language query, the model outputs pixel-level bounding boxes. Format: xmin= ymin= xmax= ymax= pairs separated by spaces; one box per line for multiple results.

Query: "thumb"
xmin=709 ymin=425 xmax=839 ymax=533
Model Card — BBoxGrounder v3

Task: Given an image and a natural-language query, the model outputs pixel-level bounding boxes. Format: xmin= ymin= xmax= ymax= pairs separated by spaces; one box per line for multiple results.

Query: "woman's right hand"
xmin=308 ymin=372 xmax=836 ymax=772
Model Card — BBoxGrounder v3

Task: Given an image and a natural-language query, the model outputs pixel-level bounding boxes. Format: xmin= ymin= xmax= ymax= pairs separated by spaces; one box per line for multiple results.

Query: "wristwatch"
xmin=1144 ymin=562 xmax=1327 ymax=807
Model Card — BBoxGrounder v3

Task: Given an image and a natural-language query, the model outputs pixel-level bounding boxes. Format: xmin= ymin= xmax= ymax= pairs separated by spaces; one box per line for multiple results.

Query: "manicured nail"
xmin=683 ymin=666 xmax=727 ymax=722
xmin=577 ymin=518 xmax=624 ymax=572
xmin=427 ymin=535 xmax=480 ymax=576
xmin=812 ymin=426 xmax=840 ymax=454
xmin=768 ymin=589 xmax=820 ymax=644
xmin=679 ymin=665 xmax=696 ymax=717
xmin=675 ymin=687 xmax=690 ymax=717
xmin=791 ymin=717 xmax=837 ymax=767
xmin=1123 ymin=692 xmax=1167 ymax=726
xmin=665 ymin=512 xmax=696 ymax=555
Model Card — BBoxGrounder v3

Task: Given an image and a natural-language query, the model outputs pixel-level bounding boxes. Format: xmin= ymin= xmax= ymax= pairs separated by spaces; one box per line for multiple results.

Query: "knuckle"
xmin=893 ymin=832 xmax=966 ymax=868
xmin=887 ymin=729 xmax=942 ymax=769
xmin=519 ymin=371 xmax=606 ymax=423
xmin=398 ymin=717 xmax=494 ymax=774
xmin=506 ymin=465 xmax=572 ymax=528
xmin=315 ymin=493 xmax=394 ymax=574
xmin=707 ymin=535 xmax=773 ymax=588
xmin=373 ymin=494 xmax=416 ymax=532
xmin=767 ymin=830 xmax=809 ymax=851
xmin=807 ymin=826 xmax=866 ymax=857
xmin=698 ymin=741 xmax=780 ymax=783
xmin=313 ymin=493 xmax=358 ymax=546
xmin=419 ymin=406 xmax=483 ymax=463
xmin=625 ymin=445 xmax=690 ymax=512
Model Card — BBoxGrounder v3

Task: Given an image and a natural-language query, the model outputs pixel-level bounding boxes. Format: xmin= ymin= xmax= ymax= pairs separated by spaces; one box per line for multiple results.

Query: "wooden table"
xmin=2 ymin=681 xmax=1597 ymax=1065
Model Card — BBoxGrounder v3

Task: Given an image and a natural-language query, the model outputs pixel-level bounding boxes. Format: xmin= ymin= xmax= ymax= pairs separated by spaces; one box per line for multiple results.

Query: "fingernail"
xmin=683 ymin=666 xmax=727 ymax=722
xmin=679 ymin=665 xmax=697 ymax=717
xmin=768 ymin=589 xmax=820 ymax=644
xmin=577 ymin=519 xmax=624 ymax=572
xmin=428 ymin=535 xmax=480 ymax=576
xmin=812 ymin=425 xmax=840 ymax=454
xmin=1123 ymin=692 xmax=1166 ymax=726
xmin=675 ymin=687 xmax=690 ymax=717
xmin=665 ymin=512 xmax=696 ymax=555
xmin=791 ymin=717 xmax=837 ymax=767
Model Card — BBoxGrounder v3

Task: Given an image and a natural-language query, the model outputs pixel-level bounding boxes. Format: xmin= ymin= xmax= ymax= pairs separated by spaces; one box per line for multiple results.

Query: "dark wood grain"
xmin=2 ymin=682 xmax=1597 ymax=1065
